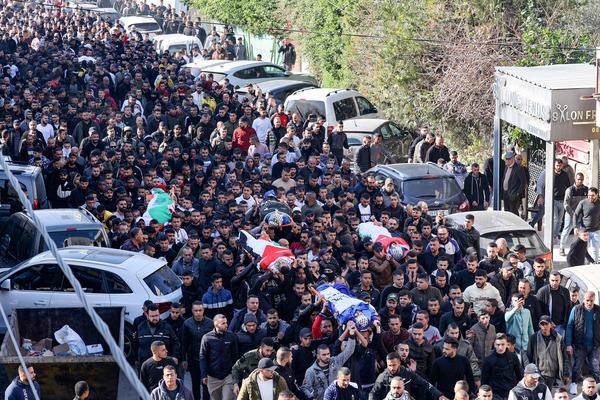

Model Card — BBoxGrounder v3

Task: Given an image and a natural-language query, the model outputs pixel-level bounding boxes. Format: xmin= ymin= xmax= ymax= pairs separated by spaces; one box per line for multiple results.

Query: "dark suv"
xmin=0 ymin=208 xmax=110 ymax=268
xmin=367 ymin=163 xmax=469 ymax=215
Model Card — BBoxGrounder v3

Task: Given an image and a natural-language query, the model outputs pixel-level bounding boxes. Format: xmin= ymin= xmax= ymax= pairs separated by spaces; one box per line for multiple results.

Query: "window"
xmin=70 ymin=266 xmax=106 ymax=293
xmin=5 ymin=223 xmax=35 ymax=263
xmin=10 ymin=264 xmax=67 ymax=291
xmin=47 ymin=229 xmax=108 ymax=249
xmin=356 ymin=96 xmax=376 ymax=115
xmin=333 ymin=98 xmax=358 ymax=121
xmin=0 ymin=179 xmax=27 ymax=206
xmin=105 ymin=271 xmax=132 ymax=294
xmin=144 ymin=265 xmax=181 ymax=296
xmin=262 ymin=66 xmax=286 ymax=78
xmin=233 ymin=67 xmax=261 ymax=80
xmin=285 ymin=100 xmax=326 ymax=121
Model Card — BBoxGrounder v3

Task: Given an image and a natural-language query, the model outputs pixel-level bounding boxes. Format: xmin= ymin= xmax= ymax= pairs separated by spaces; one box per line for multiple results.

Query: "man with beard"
xmin=462 ymin=269 xmax=505 ymax=315
xmin=369 ymin=352 xmax=444 ymax=400
xmin=134 ymin=303 xmax=180 ymax=369
xmin=73 ymin=110 xmax=101 ymax=145
xmin=49 ymin=168 xmax=73 ymax=208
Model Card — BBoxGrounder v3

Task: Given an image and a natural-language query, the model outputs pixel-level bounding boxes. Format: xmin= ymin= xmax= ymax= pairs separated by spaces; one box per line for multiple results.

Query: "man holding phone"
xmin=506 ymin=293 xmax=534 ymax=352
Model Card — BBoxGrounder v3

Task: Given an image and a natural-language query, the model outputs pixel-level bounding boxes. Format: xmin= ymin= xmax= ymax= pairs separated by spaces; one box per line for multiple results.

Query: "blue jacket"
xmin=5 ymin=377 xmax=41 ymax=400
xmin=323 ymin=381 xmax=363 ymax=400
xmin=505 ymin=306 xmax=534 ymax=352
xmin=201 ymin=286 xmax=233 ymax=311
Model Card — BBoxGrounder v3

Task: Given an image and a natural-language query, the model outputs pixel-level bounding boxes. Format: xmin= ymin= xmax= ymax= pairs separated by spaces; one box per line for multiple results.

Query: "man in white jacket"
xmin=463 ymin=269 xmax=505 ymax=314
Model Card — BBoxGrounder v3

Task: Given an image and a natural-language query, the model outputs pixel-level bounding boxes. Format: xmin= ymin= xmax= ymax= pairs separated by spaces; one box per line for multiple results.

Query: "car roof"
xmin=29 ymin=246 xmax=166 ymax=273
xmin=374 ymin=163 xmax=453 ymax=179
xmin=182 ymin=60 xmax=231 ymax=69
xmin=286 ymin=88 xmax=359 ymax=99
xmin=236 ymin=79 xmax=316 ymax=93
xmin=21 ymin=209 xmax=101 ymax=229
xmin=342 ymin=119 xmax=388 ymax=132
xmin=445 ymin=210 xmax=536 ymax=235
xmin=118 ymin=16 xmax=157 ymax=24
xmin=202 ymin=60 xmax=282 ymax=73
xmin=0 ymin=163 xmax=41 ymax=174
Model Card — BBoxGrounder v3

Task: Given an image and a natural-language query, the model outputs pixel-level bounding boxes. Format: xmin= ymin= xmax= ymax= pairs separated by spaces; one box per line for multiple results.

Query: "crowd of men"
xmin=2 ymin=1 xmax=600 ymax=400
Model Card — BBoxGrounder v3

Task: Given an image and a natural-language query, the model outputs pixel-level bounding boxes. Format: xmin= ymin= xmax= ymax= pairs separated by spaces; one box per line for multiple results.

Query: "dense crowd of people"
xmin=2 ymin=1 xmax=600 ymax=400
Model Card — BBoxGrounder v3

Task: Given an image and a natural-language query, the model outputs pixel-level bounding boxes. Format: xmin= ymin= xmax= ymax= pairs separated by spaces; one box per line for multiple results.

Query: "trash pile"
xmin=21 ymin=325 xmax=104 ymax=357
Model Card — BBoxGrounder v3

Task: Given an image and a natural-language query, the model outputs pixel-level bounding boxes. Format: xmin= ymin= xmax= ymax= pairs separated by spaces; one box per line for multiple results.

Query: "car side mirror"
xmin=283 ymin=71 xmax=291 ymax=76
xmin=1 ymin=279 xmax=10 ymax=291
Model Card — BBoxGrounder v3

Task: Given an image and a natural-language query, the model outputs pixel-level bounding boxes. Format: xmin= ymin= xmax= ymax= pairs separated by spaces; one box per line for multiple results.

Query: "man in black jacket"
xmin=481 ymin=333 xmax=523 ymax=399
xmin=181 ymin=301 xmax=213 ymax=400
xmin=199 ymin=314 xmax=239 ymax=400
xmin=369 ymin=352 xmax=444 ymax=400
xmin=502 ymin=151 xmax=527 ymax=216
xmin=134 ymin=303 xmax=180 ymax=367
xmin=536 ymin=272 xmax=572 ymax=337
xmin=354 ymin=136 xmax=372 ymax=175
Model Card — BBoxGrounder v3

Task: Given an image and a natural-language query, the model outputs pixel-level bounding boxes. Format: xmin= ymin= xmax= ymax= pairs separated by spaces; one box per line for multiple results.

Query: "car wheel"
xmin=124 ymin=324 xmax=134 ymax=364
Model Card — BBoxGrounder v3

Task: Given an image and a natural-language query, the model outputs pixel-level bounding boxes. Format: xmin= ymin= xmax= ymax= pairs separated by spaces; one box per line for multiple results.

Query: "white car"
xmin=118 ymin=16 xmax=163 ymax=39
xmin=285 ymin=88 xmax=381 ymax=136
xmin=0 ymin=247 xmax=182 ymax=360
xmin=558 ymin=265 xmax=600 ymax=305
xmin=153 ymin=34 xmax=202 ymax=55
xmin=182 ymin=59 xmax=231 ymax=78
xmin=201 ymin=61 xmax=319 ymax=88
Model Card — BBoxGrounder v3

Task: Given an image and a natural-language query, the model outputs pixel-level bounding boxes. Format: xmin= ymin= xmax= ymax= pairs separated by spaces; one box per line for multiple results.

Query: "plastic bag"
xmin=54 ymin=325 xmax=88 ymax=355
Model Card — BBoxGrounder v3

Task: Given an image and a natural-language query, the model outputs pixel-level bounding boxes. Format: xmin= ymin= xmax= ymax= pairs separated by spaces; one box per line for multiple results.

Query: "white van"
xmin=118 ymin=16 xmax=163 ymax=39
xmin=153 ymin=34 xmax=202 ymax=55
xmin=284 ymin=88 xmax=381 ymax=136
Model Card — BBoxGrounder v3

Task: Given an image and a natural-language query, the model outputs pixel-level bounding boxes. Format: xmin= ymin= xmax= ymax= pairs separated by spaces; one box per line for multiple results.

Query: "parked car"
xmin=201 ymin=61 xmax=318 ymax=88
xmin=182 ymin=59 xmax=231 ymax=78
xmin=0 ymin=208 xmax=110 ymax=268
xmin=153 ymin=34 xmax=202 ymax=55
xmin=0 ymin=162 xmax=48 ymax=222
xmin=285 ymin=88 xmax=381 ymax=135
xmin=0 ymin=247 xmax=183 ymax=360
xmin=117 ymin=16 xmax=163 ymax=38
xmin=367 ymin=163 xmax=469 ymax=215
xmin=445 ymin=210 xmax=552 ymax=267
xmin=343 ymin=118 xmax=416 ymax=164
xmin=558 ymin=265 xmax=599 ymax=305
xmin=235 ymin=79 xmax=318 ymax=104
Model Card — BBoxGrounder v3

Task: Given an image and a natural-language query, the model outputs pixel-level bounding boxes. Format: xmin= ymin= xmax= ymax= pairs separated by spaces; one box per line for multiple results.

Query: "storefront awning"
xmin=494 ymin=64 xmax=597 ymax=141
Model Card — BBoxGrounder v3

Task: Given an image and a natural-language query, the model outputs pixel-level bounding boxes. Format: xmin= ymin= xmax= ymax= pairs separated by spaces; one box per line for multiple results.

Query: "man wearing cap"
xmin=301 ymin=322 xmax=357 ymax=400
xmin=507 ymin=364 xmax=552 ymax=400
xmin=502 ymin=151 xmax=527 ymax=216
xmin=526 ymin=315 xmax=570 ymax=387
xmin=490 ymin=261 xmax=518 ymax=307
xmin=238 ymin=357 xmax=288 ymax=400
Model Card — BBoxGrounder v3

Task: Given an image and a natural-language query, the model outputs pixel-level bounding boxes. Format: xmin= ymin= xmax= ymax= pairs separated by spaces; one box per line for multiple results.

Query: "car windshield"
xmin=285 ymin=100 xmax=325 ymax=121
xmin=480 ymin=231 xmax=549 ymax=254
xmin=131 ymin=22 xmax=160 ymax=31
xmin=403 ymin=177 xmax=462 ymax=200
xmin=143 ymin=265 xmax=181 ymax=296
xmin=47 ymin=229 xmax=107 ymax=248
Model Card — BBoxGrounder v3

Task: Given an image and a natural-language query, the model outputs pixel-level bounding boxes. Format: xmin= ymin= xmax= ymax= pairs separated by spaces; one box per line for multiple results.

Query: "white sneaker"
xmin=570 ymin=382 xmax=578 ymax=395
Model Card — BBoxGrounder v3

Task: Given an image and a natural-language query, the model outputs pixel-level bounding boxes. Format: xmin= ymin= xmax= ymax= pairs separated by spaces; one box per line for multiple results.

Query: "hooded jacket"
xmin=301 ymin=337 xmax=356 ymax=400
xmin=507 ymin=378 xmax=552 ymax=400
xmin=150 ymin=378 xmax=194 ymax=400
xmin=4 ymin=377 xmax=41 ymax=400
xmin=238 ymin=369 xmax=289 ymax=400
